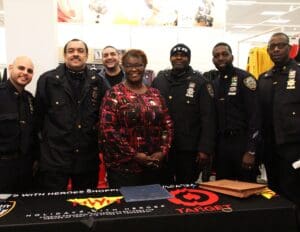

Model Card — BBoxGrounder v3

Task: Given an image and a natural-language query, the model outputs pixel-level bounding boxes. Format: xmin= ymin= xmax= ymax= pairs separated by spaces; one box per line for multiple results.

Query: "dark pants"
xmin=107 ymin=169 xmax=161 ymax=188
xmin=264 ymin=143 xmax=300 ymax=207
xmin=160 ymin=149 xmax=199 ymax=185
xmin=216 ymin=134 xmax=258 ymax=182
xmin=0 ymin=156 xmax=33 ymax=193
xmin=37 ymin=169 xmax=99 ymax=191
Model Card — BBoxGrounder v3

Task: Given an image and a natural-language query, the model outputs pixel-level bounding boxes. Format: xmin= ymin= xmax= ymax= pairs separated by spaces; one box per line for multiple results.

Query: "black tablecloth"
xmin=0 ymin=185 xmax=298 ymax=232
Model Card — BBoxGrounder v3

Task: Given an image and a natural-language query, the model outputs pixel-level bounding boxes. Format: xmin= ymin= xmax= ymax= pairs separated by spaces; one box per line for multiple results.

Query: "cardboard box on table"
xmin=200 ymin=179 xmax=266 ymax=198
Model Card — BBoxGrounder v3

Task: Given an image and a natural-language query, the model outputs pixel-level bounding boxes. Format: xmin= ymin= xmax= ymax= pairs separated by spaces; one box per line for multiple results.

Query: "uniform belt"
xmin=219 ymin=129 xmax=245 ymax=137
xmin=0 ymin=152 xmax=20 ymax=160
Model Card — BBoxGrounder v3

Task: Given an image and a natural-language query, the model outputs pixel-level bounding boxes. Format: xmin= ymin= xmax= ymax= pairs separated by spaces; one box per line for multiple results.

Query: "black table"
xmin=0 ymin=185 xmax=298 ymax=232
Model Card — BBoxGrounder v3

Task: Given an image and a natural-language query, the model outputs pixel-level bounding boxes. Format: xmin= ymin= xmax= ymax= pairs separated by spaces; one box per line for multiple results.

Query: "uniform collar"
xmin=219 ymin=65 xmax=235 ymax=80
xmin=262 ymin=59 xmax=297 ymax=79
xmin=7 ymin=79 xmax=23 ymax=95
xmin=170 ymin=66 xmax=193 ymax=79
xmin=272 ymin=59 xmax=296 ymax=74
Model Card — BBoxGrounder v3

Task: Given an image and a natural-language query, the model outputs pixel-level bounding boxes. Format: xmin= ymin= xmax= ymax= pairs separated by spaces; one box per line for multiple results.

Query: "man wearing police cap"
xmin=204 ymin=42 xmax=260 ymax=182
xmin=152 ymin=43 xmax=215 ymax=184
xmin=35 ymin=39 xmax=108 ymax=191
xmin=258 ymin=32 xmax=300 ymax=211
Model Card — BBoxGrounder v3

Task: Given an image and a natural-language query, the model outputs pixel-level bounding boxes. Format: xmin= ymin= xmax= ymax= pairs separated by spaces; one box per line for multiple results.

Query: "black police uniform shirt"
xmin=35 ymin=64 xmax=108 ymax=173
xmin=208 ymin=66 xmax=259 ymax=153
xmin=259 ymin=59 xmax=300 ymax=150
xmin=152 ymin=66 xmax=215 ymax=155
xmin=0 ymin=80 xmax=35 ymax=157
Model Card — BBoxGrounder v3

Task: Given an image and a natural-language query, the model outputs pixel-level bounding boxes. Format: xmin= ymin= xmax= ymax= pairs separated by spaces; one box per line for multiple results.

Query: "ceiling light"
xmin=265 ymin=19 xmax=290 ymax=24
xmin=261 ymin=11 xmax=286 ymax=16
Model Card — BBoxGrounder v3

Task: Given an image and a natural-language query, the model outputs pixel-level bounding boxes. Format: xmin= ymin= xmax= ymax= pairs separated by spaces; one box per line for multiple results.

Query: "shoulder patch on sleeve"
xmin=243 ymin=76 xmax=257 ymax=91
xmin=206 ymin=83 xmax=214 ymax=97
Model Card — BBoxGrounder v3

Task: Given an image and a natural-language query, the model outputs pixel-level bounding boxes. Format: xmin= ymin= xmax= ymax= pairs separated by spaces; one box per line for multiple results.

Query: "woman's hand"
xmin=134 ymin=153 xmax=155 ymax=167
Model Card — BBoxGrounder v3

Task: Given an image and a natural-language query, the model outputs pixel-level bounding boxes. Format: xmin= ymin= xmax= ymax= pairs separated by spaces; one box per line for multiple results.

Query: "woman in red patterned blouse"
xmin=99 ymin=49 xmax=173 ymax=188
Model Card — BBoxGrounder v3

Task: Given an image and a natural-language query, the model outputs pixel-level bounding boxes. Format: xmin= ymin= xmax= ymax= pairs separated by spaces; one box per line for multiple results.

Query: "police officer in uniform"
xmin=152 ymin=43 xmax=215 ymax=184
xmin=204 ymin=42 xmax=260 ymax=182
xmin=0 ymin=56 xmax=36 ymax=193
xmin=35 ymin=39 xmax=108 ymax=191
xmin=258 ymin=32 xmax=300 ymax=210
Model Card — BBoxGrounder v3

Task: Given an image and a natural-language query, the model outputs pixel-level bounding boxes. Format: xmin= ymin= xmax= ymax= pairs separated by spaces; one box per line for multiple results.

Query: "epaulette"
xmin=261 ymin=70 xmax=273 ymax=78
xmin=156 ymin=69 xmax=171 ymax=77
xmin=162 ymin=69 xmax=171 ymax=76
xmin=192 ymin=70 xmax=202 ymax=76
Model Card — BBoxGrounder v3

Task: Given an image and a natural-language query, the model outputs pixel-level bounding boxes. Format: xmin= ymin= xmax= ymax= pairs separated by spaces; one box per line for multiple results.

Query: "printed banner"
xmin=57 ymin=0 xmax=225 ymax=28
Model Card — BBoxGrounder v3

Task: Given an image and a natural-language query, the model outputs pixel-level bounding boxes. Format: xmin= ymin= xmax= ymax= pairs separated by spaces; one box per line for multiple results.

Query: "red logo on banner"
xmin=168 ymin=188 xmax=219 ymax=206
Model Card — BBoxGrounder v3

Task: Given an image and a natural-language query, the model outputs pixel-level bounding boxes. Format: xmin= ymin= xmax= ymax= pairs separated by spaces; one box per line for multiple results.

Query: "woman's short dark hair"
xmin=122 ymin=49 xmax=148 ymax=66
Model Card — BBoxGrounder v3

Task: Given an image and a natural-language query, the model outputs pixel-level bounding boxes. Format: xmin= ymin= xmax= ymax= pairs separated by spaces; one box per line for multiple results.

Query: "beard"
xmin=217 ymin=63 xmax=234 ymax=74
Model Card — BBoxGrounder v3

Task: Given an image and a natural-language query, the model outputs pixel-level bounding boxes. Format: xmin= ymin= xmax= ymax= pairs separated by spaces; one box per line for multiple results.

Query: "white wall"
xmin=1 ymin=0 xmax=261 ymax=95
xmin=57 ymin=23 xmax=240 ymax=74
xmin=3 ymin=0 xmax=58 ymax=94
xmin=0 ymin=27 xmax=6 ymax=65
xmin=1 ymin=17 xmax=253 ymax=92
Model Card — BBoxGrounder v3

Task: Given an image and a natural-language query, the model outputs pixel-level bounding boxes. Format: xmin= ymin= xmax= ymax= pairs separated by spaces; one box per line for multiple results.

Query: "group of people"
xmin=0 ymin=33 xmax=299 ymax=213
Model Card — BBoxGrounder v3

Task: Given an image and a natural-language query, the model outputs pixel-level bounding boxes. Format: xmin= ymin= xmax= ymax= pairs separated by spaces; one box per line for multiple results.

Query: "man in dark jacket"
xmin=0 ymin=56 xmax=36 ymax=193
xmin=258 ymin=32 xmax=300 ymax=210
xmin=204 ymin=42 xmax=260 ymax=182
xmin=35 ymin=39 xmax=108 ymax=191
xmin=152 ymin=43 xmax=215 ymax=184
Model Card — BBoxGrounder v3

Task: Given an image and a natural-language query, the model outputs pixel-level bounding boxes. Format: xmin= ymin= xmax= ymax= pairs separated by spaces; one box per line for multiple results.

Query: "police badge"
xmin=287 ymin=70 xmax=296 ymax=90
xmin=228 ymin=76 xmax=238 ymax=96
xmin=243 ymin=76 xmax=257 ymax=91
xmin=91 ymin=86 xmax=99 ymax=105
xmin=206 ymin=83 xmax=214 ymax=97
xmin=28 ymin=96 xmax=34 ymax=114
xmin=185 ymin=82 xmax=196 ymax=98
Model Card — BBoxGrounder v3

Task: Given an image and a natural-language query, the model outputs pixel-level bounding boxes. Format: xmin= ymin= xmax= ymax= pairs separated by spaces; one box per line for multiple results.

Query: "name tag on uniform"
xmin=228 ymin=76 xmax=237 ymax=96
xmin=287 ymin=70 xmax=296 ymax=89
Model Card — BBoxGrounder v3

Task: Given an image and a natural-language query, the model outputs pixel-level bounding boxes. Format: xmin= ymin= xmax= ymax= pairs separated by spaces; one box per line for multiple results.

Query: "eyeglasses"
xmin=123 ymin=63 xmax=144 ymax=69
xmin=268 ymin=42 xmax=289 ymax=50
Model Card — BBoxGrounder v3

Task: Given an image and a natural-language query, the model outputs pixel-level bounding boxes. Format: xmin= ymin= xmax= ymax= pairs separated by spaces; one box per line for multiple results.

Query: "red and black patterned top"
xmin=99 ymin=83 xmax=173 ymax=173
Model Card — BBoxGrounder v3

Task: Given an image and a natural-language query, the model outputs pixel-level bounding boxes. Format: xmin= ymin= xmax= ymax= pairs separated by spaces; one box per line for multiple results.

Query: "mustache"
xmin=71 ymin=56 xmax=81 ymax=61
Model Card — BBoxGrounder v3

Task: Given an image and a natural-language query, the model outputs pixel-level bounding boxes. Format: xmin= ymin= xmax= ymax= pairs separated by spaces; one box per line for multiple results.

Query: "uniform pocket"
xmin=0 ymin=113 xmax=18 ymax=139
xmin=282 ymin=104 xmax=300 ymax=137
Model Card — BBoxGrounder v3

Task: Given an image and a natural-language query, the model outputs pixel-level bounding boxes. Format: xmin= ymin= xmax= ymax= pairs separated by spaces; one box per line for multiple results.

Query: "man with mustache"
xmin=35 ymin=39 xmax=108 ymax=191
xmin=152 ymin=43 xmax=215 ymax=184
xmin=204 ymin=42 xmax=260 ymax=182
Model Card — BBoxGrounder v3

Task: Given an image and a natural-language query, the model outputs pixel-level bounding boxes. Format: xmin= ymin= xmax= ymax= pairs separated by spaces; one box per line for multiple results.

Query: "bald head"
xmin=12 ymin=56 xmax=33 ymax=66
xmin=9 ymin=56 xmax=34 ymax=92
